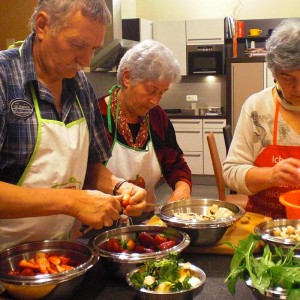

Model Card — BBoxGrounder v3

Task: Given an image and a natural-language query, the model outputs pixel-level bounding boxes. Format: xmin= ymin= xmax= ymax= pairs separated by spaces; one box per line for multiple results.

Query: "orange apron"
xmin=246 ymin=93 xmax=300 ymax=218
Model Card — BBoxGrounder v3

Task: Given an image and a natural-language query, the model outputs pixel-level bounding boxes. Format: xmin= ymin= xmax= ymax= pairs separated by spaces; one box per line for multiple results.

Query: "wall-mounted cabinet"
xmin=153 ymin=20 xmax=187 ymax=75
xmin=122 ymin=18 xmax=153 ymax=41
xmin=186 ymin=19 xmax=224 ymax=45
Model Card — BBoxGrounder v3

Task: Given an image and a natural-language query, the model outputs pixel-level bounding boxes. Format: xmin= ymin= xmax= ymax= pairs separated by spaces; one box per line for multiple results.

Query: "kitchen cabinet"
xmin=226 ymin=59 xmax=274 ymax=131
xmin=186 ymin=19 xmax=224 ymax=45
xmin=203 ymin=119 xmax=227 ymax=175
xmin=153 ymin=20 xmax=187 ymax=75
xmin=171 ymin=119 xmax=203 ymax=175
xmin=122 ymin=18 xmax=153 ymax=41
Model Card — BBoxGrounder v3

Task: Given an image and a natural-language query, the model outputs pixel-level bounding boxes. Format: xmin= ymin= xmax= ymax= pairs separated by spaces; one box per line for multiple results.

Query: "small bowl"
xmin=0 ymin=240 xmax=98 ymax=300
xmin=245 ymin=277 xmax=288 ymax=300
xmin=254 ymin=219 xmax=300 ymax=252
xmin=244 ymin=254 xmax=300 ymax=299
xmin=279 ymin=190 xmax=300 ymax=219
xmin=155 ymin=199 xmax=245 ymax=246
xmin=126 ymin=263 xmax=206 ymax=300
xmin=90 ymin=225 xmax=190 ymax=277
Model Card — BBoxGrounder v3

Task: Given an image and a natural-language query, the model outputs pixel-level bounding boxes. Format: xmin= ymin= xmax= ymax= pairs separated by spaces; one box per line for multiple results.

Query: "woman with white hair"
xmin=98 ymin=40 xmax=192 ymax=222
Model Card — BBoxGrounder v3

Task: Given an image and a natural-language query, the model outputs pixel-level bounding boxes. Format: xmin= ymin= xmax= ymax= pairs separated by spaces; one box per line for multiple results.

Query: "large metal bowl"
xmin=0 ymin=240 xmax=98 ymax=300
xmin=90 ymin=225 xmax=190 ymax=277
xmin=126 ymin=262 xmax=206 ymax=300
xmin=254 ymin=219 xmax=300 ymax=253
xmin=155 ymin=198 xmax=245 ymax=246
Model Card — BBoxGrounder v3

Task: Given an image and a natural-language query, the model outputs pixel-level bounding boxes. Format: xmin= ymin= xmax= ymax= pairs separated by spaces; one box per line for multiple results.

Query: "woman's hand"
xmin=118 ymin=182 xmax=147 ymax=216
xmin=167 ymin=181 xmax=191 ymax=203
xmin=270 ymin=157 xmax=300 ymax=187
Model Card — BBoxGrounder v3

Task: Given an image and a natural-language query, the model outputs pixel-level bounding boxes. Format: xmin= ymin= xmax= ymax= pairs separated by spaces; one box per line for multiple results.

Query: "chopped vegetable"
xmin=224 ymin=234 xmax=300 ymax=299
xmin=129 ymin=253 xmax=198 ymax=292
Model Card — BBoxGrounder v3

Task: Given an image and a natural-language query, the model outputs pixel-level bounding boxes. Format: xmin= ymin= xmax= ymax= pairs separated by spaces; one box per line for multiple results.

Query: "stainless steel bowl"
xmin=245 ymin=278 xmax=288 ymax=300
xmin=126 ymin=263 xmax=206 ymax=300
xmin=90 ymin=225 xmax=190 ymax=277
xmin=254 ymin=219 xmax=300 ymax=252
xmin=0 ymin=240 xmax=98 ymax=300
xmin=155 ymin=198 xmax=245 ymax=246
xmin=244 ymin=254 xmax=300 ymax=299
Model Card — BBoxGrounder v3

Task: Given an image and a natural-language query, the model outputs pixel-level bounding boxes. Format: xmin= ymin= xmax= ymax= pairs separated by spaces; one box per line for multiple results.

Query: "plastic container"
xmin=279 ymin=190 xmax=300 ymax=219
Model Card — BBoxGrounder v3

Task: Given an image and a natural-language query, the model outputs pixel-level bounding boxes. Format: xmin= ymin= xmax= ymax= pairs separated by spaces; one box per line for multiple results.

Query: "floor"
xmin=155 ymin=182 xmax=219 ymax=205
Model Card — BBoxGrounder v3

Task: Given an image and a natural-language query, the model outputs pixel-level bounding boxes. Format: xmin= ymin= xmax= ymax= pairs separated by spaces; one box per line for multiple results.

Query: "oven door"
xmin=188 ymin=50 xmax=223 ymax=75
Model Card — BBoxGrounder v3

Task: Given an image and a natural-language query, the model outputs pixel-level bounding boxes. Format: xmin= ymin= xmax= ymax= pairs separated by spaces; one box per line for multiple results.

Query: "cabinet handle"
xmin=203 ymin=121 xmax=225 ymax=125
xmin=204 ymin=131 xmax=223 ymax=135
xmin=176 ymin=130 xmax=201 ymax=133
xmin=184 ymin=153 xmax=202 ymax=157
xmin=171 ymin=120 xmax=201 ymax=124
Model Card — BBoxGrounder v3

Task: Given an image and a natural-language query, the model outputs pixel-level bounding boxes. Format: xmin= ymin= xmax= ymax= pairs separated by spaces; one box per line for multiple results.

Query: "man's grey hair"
xmin=266 ymin=18 xmax=300 ymax=73
xmin=117 ymin=40 xmax=181 ymax=88
xmin=28 ymin=0 xmax=111 ymax=35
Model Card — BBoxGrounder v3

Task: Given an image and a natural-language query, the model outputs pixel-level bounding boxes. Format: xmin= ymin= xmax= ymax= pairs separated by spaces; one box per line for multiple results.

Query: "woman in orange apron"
xmin=223 ymin=19 xmax=300 ymax=219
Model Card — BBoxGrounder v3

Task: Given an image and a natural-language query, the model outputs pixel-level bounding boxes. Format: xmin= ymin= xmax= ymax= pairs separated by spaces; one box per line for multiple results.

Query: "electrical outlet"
xmin=186 ymin=95 xmax=198 ymax=102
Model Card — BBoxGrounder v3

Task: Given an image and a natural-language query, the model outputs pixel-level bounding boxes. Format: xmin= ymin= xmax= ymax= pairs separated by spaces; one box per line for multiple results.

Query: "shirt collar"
xmin=19 ymin=32 xmax=38 ymax=85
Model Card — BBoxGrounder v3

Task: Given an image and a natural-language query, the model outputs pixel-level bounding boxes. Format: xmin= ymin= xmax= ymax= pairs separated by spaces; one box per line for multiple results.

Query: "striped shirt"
xmin=0 ymin=33 xmax=111 ymax=184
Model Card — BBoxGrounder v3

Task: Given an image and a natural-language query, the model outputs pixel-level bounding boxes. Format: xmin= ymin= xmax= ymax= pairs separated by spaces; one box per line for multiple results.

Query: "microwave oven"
xmin=187 ymin=44 xmax=224 ymax=75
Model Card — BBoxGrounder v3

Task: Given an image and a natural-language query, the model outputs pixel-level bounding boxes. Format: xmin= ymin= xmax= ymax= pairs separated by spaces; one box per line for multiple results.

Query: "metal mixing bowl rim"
xmin=155 ymin=199 xmax=245 ymax=229
xmin=0 ymin=240 xmax=99 ymax=286
xmin=90 ymin=225 xmax=190 ymax=263
xmin=245 ymin=277 xmax=288 ymax=298
xmin=126 ymin=262 xmax=206 ymax=295
xmin=254 ymin=219 xmax=300 ymax=246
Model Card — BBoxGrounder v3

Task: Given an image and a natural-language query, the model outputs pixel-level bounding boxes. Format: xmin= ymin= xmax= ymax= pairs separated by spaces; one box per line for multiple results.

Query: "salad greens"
xmin=129 ymin=252 xmax=192 ymax=292
xmin=224 ymin=234 xmax=300 ymax=299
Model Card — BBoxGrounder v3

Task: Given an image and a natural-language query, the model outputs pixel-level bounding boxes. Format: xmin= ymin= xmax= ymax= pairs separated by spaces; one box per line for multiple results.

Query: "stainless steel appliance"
xmin=187 ymin=44 xmax=224 ymax=75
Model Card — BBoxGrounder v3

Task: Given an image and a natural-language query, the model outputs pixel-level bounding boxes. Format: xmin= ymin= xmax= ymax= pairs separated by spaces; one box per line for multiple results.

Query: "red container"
xmin=236 ymin=21 xmax=245 ymax=38
xmin=279 ymin=190 xmax=300 ymax=219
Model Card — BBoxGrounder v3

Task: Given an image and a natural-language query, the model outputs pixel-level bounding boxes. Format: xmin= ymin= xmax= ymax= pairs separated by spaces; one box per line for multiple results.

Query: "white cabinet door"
xmin=153 ymin=20 xmax=187 ymax=75
xmin=140 ymin=19 xmax=153 ymax=40
xmin=231 ymin=62 xmax=264 ymax=131
xmin=203 ymin=119 xmax=226 ymax=175
xmin=171 ymin=119 xmax=203 ymax=175
xmin=186 ymin=19 xmax=224 ymax=45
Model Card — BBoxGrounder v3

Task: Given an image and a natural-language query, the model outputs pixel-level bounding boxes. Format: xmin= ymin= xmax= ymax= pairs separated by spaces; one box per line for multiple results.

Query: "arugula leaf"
xmin=225 ymin=233 xmax=300 ymax=299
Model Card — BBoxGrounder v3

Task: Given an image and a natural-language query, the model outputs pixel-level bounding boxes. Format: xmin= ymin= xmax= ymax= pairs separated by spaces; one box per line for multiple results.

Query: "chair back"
xmin=223 ymin=124 xmax=233 ymax=155
xmin=206 ymin=132 xmax=226 ymax=201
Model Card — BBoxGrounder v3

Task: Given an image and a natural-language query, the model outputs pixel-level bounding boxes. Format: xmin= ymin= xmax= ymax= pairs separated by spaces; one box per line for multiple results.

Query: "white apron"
xmin=0 ymin=83 xmax=89 ymax=250
xmin=105 ymin=94 xmax=162 ymax=211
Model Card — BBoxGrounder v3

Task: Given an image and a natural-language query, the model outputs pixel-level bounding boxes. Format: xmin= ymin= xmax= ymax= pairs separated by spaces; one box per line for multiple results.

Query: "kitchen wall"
xmin=1 ymin=0 xmax=298 ymax=110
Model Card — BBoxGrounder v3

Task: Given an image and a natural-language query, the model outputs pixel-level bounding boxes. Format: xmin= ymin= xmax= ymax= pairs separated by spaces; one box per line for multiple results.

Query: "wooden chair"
xmin=206 ymin=132 xmax=248 ymax=209
xmin=223 ymin=124 xmax=233 ymax=155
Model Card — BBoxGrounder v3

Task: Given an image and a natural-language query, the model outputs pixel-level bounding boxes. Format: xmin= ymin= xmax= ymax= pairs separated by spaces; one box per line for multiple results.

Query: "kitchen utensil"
xmin=187 ymin=212 xmax=271 ymax=254
xmin=279 ymin=189 xmax=300 ymax=219
xmin=126 ymin=262 xmax=206 ymax=300
xmin=155 ymin=198 xmax=245 ymax=246
xmin=89 ymin=225 xmax=190 ymax=277
xmin=0 ymin=240 xmax=98 ymax=300
xmin=254 ymin=218 xmax=300 ymax=253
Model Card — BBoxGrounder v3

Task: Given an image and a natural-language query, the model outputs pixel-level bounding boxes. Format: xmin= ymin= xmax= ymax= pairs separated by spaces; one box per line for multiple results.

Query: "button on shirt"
xmin=0 ymin=33 xmax=111 ymax=184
